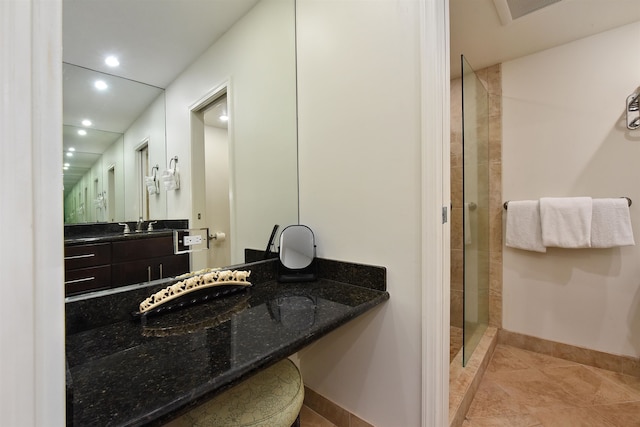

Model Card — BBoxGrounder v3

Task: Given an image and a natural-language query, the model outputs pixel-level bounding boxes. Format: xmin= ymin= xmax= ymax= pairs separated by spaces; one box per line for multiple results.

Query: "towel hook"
xmin=169 ymin=156 xmax=178 ymax=170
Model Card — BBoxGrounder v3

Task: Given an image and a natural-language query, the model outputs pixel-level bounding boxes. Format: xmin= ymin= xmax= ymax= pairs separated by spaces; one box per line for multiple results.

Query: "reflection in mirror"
xmin=278 ymin=225 xmax=317 ymax=282
xmin=63 ymin=0 xmax=299 ymax=276
xmin=63 ymin=63 xmax=166 ymax=224
xmin=62 ymin=124 xmax=122 ymax=223
xmin=280 ymin=225 xmax=316 ymax=269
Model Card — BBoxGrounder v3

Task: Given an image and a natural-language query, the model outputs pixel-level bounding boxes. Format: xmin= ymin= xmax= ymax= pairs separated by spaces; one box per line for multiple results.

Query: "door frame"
xmin=189 ymin=80 xmax=236 ymax=271
xmin=420 ymin=0 xmax=450 ymax=426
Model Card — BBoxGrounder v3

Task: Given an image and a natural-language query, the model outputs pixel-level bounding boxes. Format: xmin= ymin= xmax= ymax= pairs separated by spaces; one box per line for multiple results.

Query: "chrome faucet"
xmin=136 ymin=217 xmax=144 ymax=232
xmin=147 ymin=221 xmax=157 ymax=231
xmin=118 ymin=223 xmax=131 ymax=234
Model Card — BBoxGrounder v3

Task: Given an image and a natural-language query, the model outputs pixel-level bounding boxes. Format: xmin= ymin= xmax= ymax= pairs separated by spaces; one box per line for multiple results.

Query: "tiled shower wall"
xmin=450 ymin=64 xmax=502 ymax=332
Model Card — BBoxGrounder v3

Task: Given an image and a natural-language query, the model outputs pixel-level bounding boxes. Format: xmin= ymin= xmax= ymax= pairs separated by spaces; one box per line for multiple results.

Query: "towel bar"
xmin=503 ymin=197 xmax=632 ymax=210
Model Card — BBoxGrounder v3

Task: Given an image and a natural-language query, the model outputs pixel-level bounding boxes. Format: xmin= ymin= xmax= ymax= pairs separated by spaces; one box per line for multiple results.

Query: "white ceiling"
xmin=63 ymin=0 xmax=260 ymax=88
xmin=450 ymin=0 xmax=640 ymax=78
xmin=63 ymin=0 xmax=640 ymax=194
xmin=62 ymin=0 xmax=258 ymax=194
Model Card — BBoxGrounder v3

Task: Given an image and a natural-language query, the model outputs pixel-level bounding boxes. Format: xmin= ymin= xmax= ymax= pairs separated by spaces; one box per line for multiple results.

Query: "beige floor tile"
xmin=541 ymin=364 xmax=640 ymax=406
xmin=487 ymin=345 xmax=532 ymax=373
xmin=492 ymin=345 xmax=576 ymax=372
xmin=465 ymin=345 xmax=640 ymax=427
xmin=301 ymin=405 xmax=338 ymax=427
xmin=489 ymin=367 xmax=584 ymax=411
xmin=463 ymin=414 xmax=542 ymax=427
xmin=451 ymin=326 xmax=463 ymax=362
xmin=530 ymin=406 xmax=614 ymax=427
xmin=585 ymin=365 xmax=640 ymax=399
xmin=304 ymin=387 xmax=349 ymax=427
xmin=466 ymin=377 xmax=530 ymax=419
xmin=593 ymin=401 xmax=640 ymax=426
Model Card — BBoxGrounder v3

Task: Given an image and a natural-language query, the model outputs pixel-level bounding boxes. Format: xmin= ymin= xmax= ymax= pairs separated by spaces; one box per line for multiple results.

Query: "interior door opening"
xmin=137 ymin=142 xmax=150 ymax=220
xmin=197 ymin=91 xmax=232 ymax=268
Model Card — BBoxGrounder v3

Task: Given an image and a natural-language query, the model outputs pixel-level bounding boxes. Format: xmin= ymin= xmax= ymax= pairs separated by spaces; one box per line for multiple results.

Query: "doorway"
xmin=203 ymin=94 xmax=231 ymax=267
xmin=107 ymin=165 xmax=115 ymax=222
xmin=191 ymin=88 xmax=233 ymax=269
xmin=137 ymin=142 xmax=150 ymax=220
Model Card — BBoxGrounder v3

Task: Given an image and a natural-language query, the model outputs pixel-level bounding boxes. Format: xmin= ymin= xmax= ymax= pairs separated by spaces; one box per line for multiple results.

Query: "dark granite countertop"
xmin=64 ymin=230 xmax=176 ymax=245
xmin=64 ymin=220 xmax=189 ymax=246
xmin=65 ymin=259 xmax=389 ymax=426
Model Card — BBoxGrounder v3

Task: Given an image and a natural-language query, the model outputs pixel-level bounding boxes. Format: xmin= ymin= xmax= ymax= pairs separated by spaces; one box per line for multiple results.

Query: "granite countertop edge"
xmin=131 ymin=286 xmax=389 ymax=427
xmin=65 ymin=258 xmax=389 ymax=427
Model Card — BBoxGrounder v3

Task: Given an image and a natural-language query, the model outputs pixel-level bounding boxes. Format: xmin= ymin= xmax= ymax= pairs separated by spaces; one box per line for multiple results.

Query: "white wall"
xmin=123 ymin=93 xmax=167 ymax=221
xmin=205 ymin=124 xmax=231 ymax=267
xmin=502 ymin=21 xmax=640 ymax=358
xmin=101 ymin=135 xmax=125 ymax=222
xmin=164 ymin=0 xmax=298 ymax=266
xmin=1 ymin=0 xmax=65 ymax=425
xmin=297 ymin=1 xmax=426 ymax=425
xmin=64 ymin=89 xmax=164 ymax=224
xmin=1 ymin=0 xmax=449 ymax=426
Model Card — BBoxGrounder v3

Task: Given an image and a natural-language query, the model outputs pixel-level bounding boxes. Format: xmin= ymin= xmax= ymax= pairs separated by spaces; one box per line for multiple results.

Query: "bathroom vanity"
xmin=64 ymin=221 xmax=190 ymax=296
xmin=65 ymin=257 xmax=388 ymax=426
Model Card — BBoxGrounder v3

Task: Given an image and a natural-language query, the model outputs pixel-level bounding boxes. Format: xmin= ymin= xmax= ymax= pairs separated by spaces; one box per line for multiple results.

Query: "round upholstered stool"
xmin=166 ymin=358 xmax=304 ymax=427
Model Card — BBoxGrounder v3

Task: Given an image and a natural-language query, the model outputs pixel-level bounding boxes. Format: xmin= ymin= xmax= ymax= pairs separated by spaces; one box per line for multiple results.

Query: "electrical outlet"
xmin=184 ymin=235 xmax=203 ymax=246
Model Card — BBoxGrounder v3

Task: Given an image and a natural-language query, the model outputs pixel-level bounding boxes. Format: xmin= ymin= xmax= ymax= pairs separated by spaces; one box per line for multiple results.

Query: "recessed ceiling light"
xmin=105 ymin=55 xmax=120 ymax=67
xmin=68 ymin=147 xmax=75 ymax=152
xmin=82 ymin=119 xmax=92 ymax=126
xmin=64 ymin=163 xmax=70 ymax=167
xmin=219 ymin=114 xmax=229 ymax=122
xmin=78 ymin=129 xmax=87 ymax=136
xmin=66 ymin=152 xmax=74 ymax=157
xmin=63 ymin=166 xmax=69 ymax=170
xmin=94 ymin=80 xmax=108 ymax=90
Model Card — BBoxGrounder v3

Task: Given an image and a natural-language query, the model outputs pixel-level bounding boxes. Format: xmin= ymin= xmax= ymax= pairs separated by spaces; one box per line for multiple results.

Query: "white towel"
xmin=162 ymin=169 xmax=180 ymax=191
xmin=505 ymin=200 xmax=546 ymax=253
xmin=591 ymin=198 xmax=635 ymax=248
xmin=540 ymin=197 xmax=592 ymax=248
xmin=145 ymin=176 xmax=158 ymax=195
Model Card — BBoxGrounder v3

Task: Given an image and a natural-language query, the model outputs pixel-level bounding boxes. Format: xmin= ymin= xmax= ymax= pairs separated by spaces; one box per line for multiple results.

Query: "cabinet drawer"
xmin=111 ymin=236 xmax=175 ymax=263
xmin=65 ymin=243 xmax=111 ymax=270
xmin=111 ymin=254 xmax=190 ymax=287
xmin=65 ymin=265 xmax=111 ymax=296
xmin=158 ymin=254 xmax=190 ymax=279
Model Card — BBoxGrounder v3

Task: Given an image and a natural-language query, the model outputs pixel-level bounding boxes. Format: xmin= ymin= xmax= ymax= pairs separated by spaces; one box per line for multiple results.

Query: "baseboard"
xmin=498 ymin=329 xmax=640 ymax=377
xmin=303 ymin=386 xmax=374 ymax=427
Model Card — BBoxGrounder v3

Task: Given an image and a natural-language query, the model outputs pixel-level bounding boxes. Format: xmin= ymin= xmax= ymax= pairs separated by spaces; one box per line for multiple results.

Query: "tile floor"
xmin=301 ymin=342 xmax=640 ymax=427
xmin=451 ymin=325 xmax=463 ymax=362
xmin=300 ymin=405 xmax=337 ymax=427
xmin=463 ymin=344 xmax=640 ymax=426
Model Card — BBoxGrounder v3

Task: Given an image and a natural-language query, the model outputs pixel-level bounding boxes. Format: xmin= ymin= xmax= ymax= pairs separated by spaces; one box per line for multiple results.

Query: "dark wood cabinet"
xmin=64 ymin=243 xmax=112 ymax=295
xmin=65 ymin=235 xmax=190 ymax=296
xmin=111 ymin=254 xmax=189 ymax=286
xmin=65 ymin=265 xmax=112 ymax=295
xmin=110 ymin=236 xmax=174 ymax=262
xmin=111 ymin=235 xmax=189 ymax=286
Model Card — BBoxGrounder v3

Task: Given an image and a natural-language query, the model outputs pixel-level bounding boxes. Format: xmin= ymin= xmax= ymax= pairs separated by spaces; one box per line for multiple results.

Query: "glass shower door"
xmin=461 ymin=55 xmax=490 ymax=366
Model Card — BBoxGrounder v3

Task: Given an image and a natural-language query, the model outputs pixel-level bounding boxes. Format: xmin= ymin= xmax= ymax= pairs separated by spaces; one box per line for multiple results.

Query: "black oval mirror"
xmin=278 ymin=225 xmax=316 ymax=282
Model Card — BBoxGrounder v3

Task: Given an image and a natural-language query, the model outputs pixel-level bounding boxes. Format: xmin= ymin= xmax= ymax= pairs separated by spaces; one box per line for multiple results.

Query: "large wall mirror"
xmin=63 ymin=0 xmax=299 ymax=268
xmin=63 ymin=63 xmax=166 ymax=223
